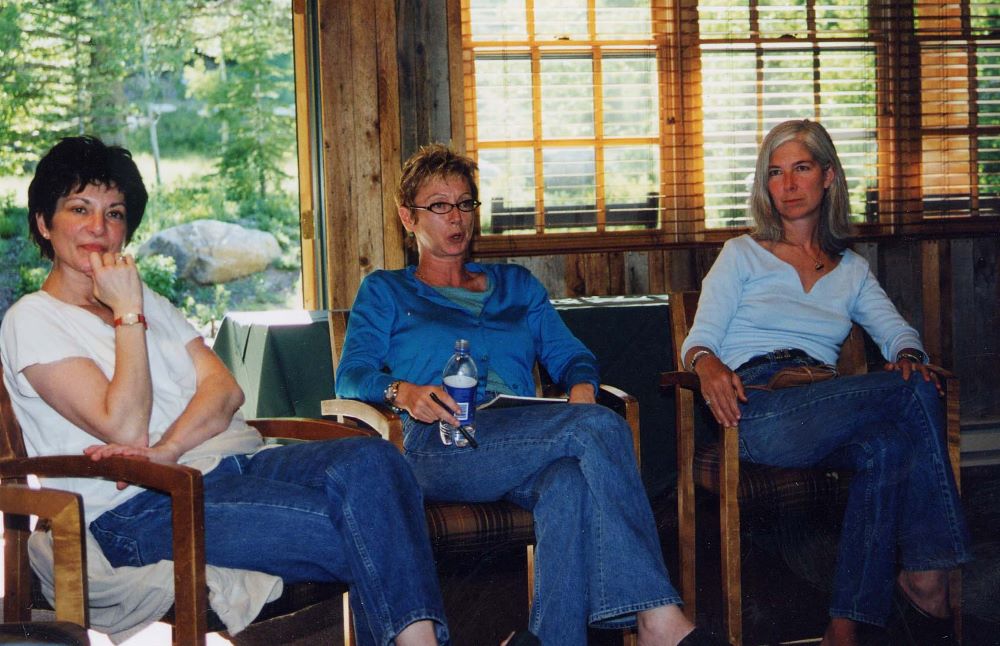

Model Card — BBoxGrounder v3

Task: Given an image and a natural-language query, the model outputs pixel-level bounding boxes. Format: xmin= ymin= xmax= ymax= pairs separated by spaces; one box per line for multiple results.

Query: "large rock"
xmin=138 ymin=220 xmax=281 ymax=284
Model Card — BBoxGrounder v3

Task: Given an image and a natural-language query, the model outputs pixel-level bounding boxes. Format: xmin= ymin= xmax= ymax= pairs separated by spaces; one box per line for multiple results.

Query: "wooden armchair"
xmin=320 ymin=309 xmax=642 ymax=644
xmin=1 ymin=356 xmax=376 ymax=646
xmin=659 ymin=291 xmax=962 ymax=645
xmin=0 ymin=485 xmax=90 ymax=645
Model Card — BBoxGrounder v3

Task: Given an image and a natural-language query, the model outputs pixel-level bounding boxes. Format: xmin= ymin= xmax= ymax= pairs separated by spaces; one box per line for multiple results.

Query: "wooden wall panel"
xmin=877 ymin=239 xmax=924 ymax=334
xmin=396 ymin=0 xmax=454 ymax=159
xmin=508 ymin=256 xmax=569 ymax=298
xmin=952 ymin=238 xmax=1000 ymax=421
xmin=317 ymin=0 xmax=404 ymax=309
xmin=318 ymin=0 xmax=361 ymax=310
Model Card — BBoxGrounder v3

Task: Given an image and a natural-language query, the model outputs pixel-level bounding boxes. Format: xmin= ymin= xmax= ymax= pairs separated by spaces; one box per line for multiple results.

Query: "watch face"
xmin=122 ymin=313 xmax=139 ymax=325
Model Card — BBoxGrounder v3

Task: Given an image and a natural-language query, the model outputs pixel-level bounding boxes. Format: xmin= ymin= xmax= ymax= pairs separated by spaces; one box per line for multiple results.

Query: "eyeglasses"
xmin=407 ymin=199 xmax=481 ymax=215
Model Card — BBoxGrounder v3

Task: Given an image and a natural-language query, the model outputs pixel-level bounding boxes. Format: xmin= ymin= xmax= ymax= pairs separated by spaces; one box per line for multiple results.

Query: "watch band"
xmin=383 ymin=380 xmax=402 ymax=405
xmin=113 ymin=313 xmax=148 ymax=329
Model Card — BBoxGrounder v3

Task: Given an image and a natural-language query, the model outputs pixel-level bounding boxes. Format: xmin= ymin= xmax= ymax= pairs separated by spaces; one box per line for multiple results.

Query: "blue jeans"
xmin=403 ymin=403 xmax=681 ymax=646
xmin=736 ymin=354 xmax=972 ymax=626
xmin=90 ymin=438 xmax=449 ymax=646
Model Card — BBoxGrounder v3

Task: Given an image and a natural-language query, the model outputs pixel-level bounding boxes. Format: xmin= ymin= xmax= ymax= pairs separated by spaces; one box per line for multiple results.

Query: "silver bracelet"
xmin=896 ymin=350 xmax=925 ymax=364
xmin=688 ymin=349 xmax=713 ymax=372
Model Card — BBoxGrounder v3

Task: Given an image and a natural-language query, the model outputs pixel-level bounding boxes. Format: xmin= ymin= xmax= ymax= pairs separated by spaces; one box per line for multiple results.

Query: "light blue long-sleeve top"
xmin=681 ymin=235 xmax=925 ymax=370
xmin=335 ymin=263 xmax=600 ymax=405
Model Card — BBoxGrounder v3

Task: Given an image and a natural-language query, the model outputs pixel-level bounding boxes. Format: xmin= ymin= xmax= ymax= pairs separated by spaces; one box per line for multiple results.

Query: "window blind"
xmin=458 ymin=0 xmax=999 ymax=252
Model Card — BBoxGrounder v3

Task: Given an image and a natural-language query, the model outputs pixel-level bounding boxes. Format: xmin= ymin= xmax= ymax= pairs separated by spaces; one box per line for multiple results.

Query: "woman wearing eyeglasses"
xmin=336 ymin=144 xmax=719 ymax=646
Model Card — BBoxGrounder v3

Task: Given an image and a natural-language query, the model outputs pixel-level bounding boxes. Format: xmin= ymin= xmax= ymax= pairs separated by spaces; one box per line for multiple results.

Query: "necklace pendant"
xmin=815 ymin=262 xmax=825 ymax=271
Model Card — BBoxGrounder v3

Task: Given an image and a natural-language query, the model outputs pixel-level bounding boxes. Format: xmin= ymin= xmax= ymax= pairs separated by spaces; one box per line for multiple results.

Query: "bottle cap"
xmin=455 ymin=339 xmax=470 ymax=352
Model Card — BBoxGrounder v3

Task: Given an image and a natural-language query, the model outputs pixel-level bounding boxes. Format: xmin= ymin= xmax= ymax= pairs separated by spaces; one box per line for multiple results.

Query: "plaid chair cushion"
xmin=424 ymin=501 xmax=535 ymax=553
xmin=693 ymin=443 xmax=851 ymax=513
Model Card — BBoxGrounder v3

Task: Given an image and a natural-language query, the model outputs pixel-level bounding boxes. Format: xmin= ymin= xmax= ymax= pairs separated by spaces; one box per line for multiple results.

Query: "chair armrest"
xmin=247 ymin=417 xmax=380 ymax=442
xmin=0 ymin=455 xmax=207 ymax=645
xmin=596 ymin=384 xmax=641 ymax=467
xmin=926 ymin=364 xmax=956 ymax=381
xmin=0 ymin=485 xmax=88 ymax=627
xmin=319 ymin=399 xmax=404 ymax=449
xmin=659 ymin=370 xmax=701 ymax=392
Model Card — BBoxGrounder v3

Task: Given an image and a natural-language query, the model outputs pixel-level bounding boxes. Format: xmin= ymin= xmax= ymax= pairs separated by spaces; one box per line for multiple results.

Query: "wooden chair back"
xmin=0 ymin=363 xmax=27 ymax=463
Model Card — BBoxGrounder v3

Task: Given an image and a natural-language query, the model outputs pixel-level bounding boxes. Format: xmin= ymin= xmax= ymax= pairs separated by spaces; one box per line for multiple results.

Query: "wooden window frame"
xmin=449 ymin=0 xmax=998 ymax=258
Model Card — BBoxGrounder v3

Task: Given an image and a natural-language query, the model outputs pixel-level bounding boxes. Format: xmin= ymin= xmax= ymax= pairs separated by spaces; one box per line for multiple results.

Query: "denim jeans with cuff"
xmin=735 ymin=352 xmax=971 ymax=627
xmin=91 ymin=437 xmax=450 ymax=646
xmin=403 ymin=402 xmax=681 ymax=646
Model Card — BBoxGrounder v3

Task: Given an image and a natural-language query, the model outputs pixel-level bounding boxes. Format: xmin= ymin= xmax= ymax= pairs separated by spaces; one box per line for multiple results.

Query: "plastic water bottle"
xmin=440 ymin=339 xmax=477 ymax=446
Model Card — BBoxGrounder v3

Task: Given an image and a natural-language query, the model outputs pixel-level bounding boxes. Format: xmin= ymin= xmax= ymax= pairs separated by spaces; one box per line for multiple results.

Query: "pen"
xmin=429 ymin=392 xmax=479 ymax=448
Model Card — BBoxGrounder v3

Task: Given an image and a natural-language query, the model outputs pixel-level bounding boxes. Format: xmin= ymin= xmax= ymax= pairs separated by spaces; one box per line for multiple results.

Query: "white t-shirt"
xmin=0 ymin=286 xmax=263 ymax=523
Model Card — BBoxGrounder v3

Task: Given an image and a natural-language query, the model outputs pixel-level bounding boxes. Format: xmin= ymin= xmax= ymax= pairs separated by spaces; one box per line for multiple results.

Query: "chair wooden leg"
xmin=944 ymin=376 xmax=961 ymax=644
xmin=526 ymin=543 xmax=535 ymax=608
xmin=343 ymin=591 xmax=355 ymax=646
xmin=950 ymin=568 xmax=962 ymax=644
xmin=676 ymin=389 xmax=697 ymax=622
xmin=719 ymin=425 xmax=742 ymax=646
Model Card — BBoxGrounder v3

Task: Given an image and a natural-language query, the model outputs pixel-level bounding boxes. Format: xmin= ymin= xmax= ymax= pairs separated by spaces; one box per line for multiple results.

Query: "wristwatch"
xmin=113 ymin=312 xmax=148 ymax=329
xmin=383 ymin=380 xmax=402 ymax=407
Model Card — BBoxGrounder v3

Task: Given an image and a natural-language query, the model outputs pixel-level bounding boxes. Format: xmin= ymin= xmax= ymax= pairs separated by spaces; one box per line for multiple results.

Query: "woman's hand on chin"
xmin=89 ymin=251 xmax=143 ymax=314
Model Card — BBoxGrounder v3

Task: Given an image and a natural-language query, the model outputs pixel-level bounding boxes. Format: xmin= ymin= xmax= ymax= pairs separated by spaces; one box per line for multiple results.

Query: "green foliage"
xmin=0 ymin=193 xmax=20 ymax=239
xmin=137 ymin=254 xmax=179 ymax=303
xmin=18 ymin=265 xmax=47 ymax=295
xmin=181 ymin=283 xmax=231 ymax=330
xmin=186 ymin=0 xmax=295 ymax=202
xmin=138 ymin=177 xmax=232 ymax=243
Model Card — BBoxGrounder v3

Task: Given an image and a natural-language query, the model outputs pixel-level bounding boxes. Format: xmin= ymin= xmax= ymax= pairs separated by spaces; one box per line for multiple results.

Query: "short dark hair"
xmin=27 ymin=136 xmax=148 ymax=260
xmin=396 ymin=144 xmax=478 ymax=209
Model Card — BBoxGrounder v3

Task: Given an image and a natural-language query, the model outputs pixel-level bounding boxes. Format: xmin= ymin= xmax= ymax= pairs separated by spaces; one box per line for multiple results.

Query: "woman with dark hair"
xmin=337 ymin=144 xmax=720 ymax=646
xmin=1 ymin=136 xmax=449 ymax=646
xmin=681 ymin=120 xmax=970 ymax=645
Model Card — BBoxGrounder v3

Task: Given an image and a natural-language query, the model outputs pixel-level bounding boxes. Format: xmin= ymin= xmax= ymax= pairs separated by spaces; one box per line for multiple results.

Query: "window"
xmin=457 ymin=0 xmax=999 ymax=253
xmin=914 ymin=0 xmax=1000 ymax=220
xmin=697 ymin=0 xmax=877 ymax=228
xmin=0 ymin=0 xmax=303 ymax=332
xmin=461 ymin=0 xmax=665 ymax=238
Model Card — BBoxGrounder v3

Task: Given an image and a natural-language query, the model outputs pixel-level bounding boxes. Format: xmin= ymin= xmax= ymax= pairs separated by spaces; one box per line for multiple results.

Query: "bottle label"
xmin=443 ymin=374 xmax=476 ymax=424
